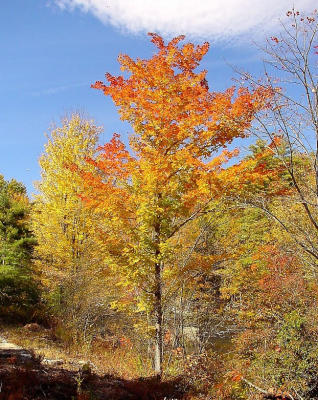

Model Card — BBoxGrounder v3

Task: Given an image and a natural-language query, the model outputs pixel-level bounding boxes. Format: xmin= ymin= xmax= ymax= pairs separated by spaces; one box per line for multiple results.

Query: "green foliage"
xmin=0 ymin=265 xmax=40 ymax=320
xmin=0 ymin=176 xmax=36 ymax=266
xmin=0 ymin=174 xmax=40 ymax=321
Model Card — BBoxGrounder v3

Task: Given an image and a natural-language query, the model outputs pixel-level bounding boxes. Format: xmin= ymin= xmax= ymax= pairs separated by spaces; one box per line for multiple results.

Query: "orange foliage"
xmin=77 ymin=35 xmax=276 ymax=360
xmin=86 ymin=33 xmax=274 ymax=226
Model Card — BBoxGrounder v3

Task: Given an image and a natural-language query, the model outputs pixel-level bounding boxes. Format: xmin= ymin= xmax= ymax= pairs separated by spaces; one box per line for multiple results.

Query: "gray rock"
xmin=42 ymin=358 xmax=64 ymax=366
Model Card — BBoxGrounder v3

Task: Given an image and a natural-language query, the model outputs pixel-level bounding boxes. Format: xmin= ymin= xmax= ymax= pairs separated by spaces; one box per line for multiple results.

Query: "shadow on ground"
xmin=0 ymin=350 xmax=187 ymax=400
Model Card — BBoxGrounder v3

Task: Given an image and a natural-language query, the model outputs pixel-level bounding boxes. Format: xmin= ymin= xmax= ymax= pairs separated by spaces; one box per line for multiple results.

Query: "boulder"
xmin=23 ymin=323 xmax=43 ymax=332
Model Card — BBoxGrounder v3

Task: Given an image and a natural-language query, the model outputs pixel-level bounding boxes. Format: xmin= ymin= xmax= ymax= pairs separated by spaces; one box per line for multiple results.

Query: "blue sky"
xmin=1 ymin=0 xmax=316 ymax=195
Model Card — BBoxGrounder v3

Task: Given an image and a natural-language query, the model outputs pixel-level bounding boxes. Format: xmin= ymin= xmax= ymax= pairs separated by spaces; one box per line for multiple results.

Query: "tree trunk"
xmin=154 ymin=261 xmax=163 ymax=379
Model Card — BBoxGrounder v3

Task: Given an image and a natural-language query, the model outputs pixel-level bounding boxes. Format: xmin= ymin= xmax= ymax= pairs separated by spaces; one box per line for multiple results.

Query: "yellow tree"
xmin=82 ymin=34 xmax=272 ymax=376
xmin=32 ymin=114 xmax=109 ymax=340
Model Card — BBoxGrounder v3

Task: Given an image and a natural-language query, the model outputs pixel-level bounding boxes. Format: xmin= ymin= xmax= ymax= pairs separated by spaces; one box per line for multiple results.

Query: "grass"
xmin=0 ymin=322 xmax=189 ymax=399
xmin=0 ymin=322 xmax=155 ymax=379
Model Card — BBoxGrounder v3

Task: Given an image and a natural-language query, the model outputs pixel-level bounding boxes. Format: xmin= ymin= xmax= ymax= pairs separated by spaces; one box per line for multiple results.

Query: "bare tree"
xmin=237 ymin=9 xmax=318 ymax=265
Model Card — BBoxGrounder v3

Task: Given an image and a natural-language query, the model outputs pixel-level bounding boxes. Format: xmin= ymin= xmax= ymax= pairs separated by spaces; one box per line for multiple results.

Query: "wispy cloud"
xmin=54 ymin=0 xmax=317 ymax=42
xmin=30 ymin=82 xmax=88 ymax=96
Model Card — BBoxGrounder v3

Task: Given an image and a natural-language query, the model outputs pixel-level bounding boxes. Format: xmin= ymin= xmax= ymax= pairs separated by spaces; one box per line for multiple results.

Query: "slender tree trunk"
xmin=154 ymin=261 xmax=163 ymax=379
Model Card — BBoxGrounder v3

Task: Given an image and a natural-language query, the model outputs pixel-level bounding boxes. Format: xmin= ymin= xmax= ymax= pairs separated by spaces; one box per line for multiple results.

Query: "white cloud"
xmin=30 ymin=82 xmax=87 ymax=96
xmin=54 ymin=0 xmax=317 ymax=42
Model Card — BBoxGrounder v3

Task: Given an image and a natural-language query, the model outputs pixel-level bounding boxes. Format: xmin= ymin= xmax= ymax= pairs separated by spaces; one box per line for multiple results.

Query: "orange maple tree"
xmin=81 ymin=33 xmax=273 ymax=377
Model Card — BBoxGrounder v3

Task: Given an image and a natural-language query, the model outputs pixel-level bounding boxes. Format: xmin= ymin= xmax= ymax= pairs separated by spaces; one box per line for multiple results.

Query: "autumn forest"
xmin=1 ymin=9 xmax=318 ymax=400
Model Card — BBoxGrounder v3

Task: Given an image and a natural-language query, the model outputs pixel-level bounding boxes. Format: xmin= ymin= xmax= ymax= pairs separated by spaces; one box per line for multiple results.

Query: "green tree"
xmin=0 ymin=175 xmax=39 ymax=320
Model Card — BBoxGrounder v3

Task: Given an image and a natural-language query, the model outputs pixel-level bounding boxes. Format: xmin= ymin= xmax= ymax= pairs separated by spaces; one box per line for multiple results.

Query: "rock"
xmin=0 ymin=342 xmax=22 ymax=350
xmin=23 ymin=323 xmax=43 ymax=332
xmin=42 ymin=358 xmax=64 ymax=366
xmin=0 ymin=341 xmax=33 ymax=362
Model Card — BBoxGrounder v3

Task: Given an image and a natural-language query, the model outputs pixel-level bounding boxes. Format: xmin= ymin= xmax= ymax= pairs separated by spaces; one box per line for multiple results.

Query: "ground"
xmin=0 ymin=323 xmax=186 ymax=400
